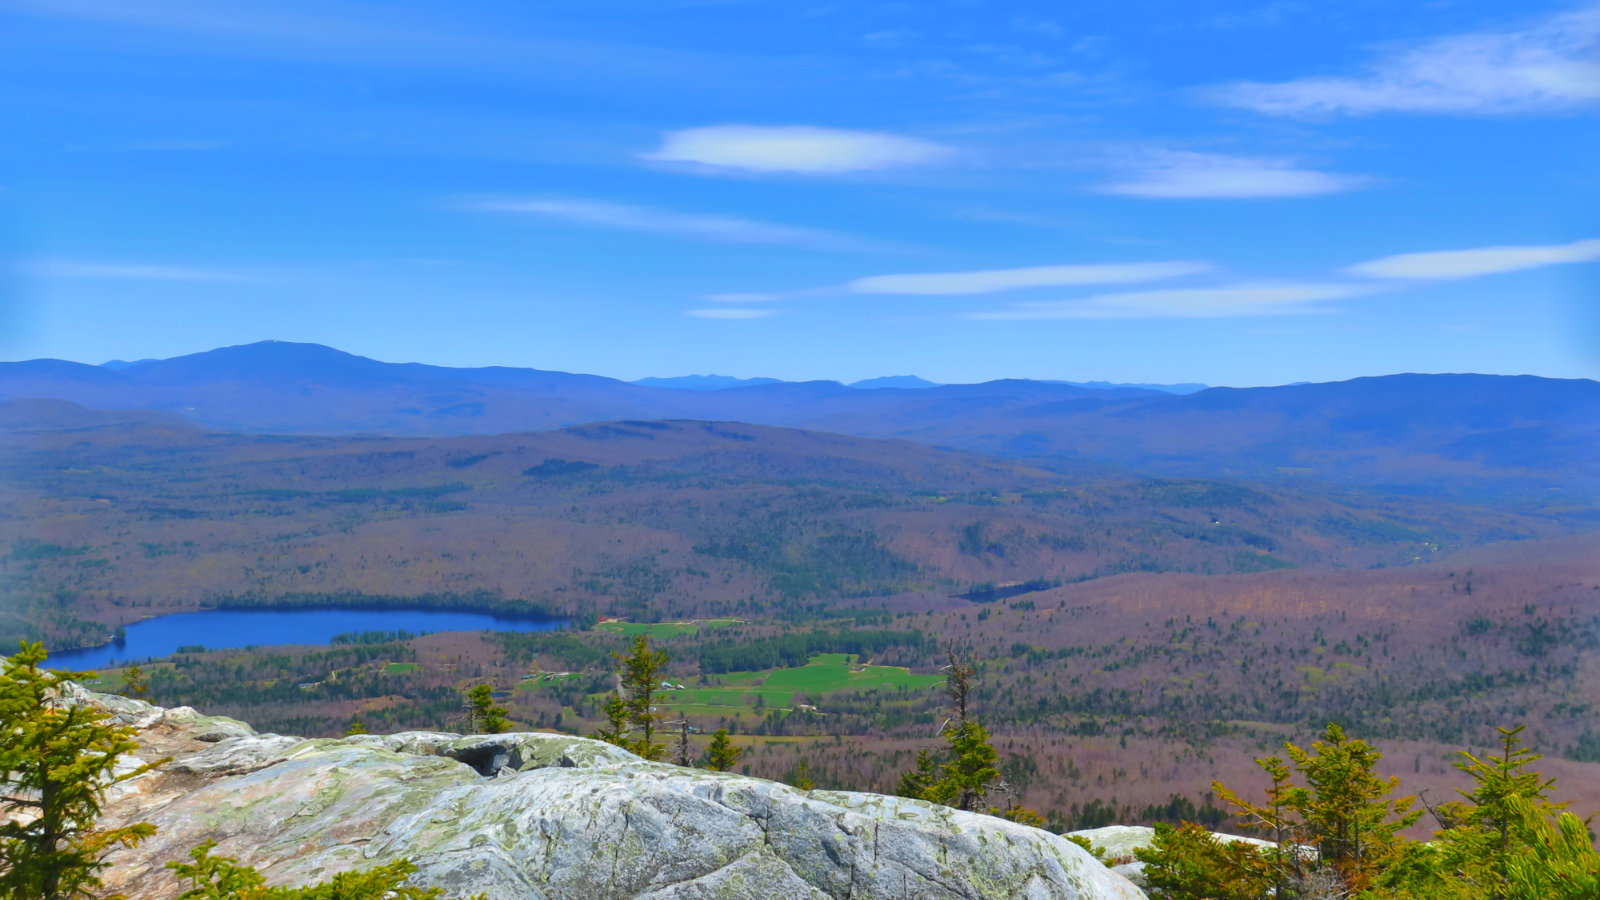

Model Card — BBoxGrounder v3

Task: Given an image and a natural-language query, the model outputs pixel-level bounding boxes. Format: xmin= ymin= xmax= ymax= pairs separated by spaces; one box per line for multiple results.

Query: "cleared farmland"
xmin=654 ymin=653 xmax=943 ymax=713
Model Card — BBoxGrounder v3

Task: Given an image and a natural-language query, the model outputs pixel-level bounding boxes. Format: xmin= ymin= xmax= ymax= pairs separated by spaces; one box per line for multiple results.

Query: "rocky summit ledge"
xmin=69 ymin=684 xmax=1146 ymax=900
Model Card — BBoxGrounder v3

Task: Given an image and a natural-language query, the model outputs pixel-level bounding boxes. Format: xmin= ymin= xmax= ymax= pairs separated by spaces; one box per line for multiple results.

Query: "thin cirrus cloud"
xmin=26 ymin=260 xmax=245 ymax=281
xmin=1346 ymin=238 xmax=1600 ymax=280
xmin=1097 ymin=152 xmax=1371 ymax=199
xmin=685 ymin=308 xmax=777 ymax=320
xmin=641 ymin=125 xmax=954 ymax=175
xmin=845 ymin=260 xmax=1212 ymax=295
xmin=968 ymin=282 xmax=1380 ymax=320
xmin=1205 ymin=5 xmax=1600 ymax=116
xmin=465 ymin=197 xmax=898 ymax=253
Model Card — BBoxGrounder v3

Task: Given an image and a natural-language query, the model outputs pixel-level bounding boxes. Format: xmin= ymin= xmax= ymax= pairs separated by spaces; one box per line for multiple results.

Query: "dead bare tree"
xmin=668 ymin=716 xmax=692 ymax=767
xmin=937 ymin=644 xmax=977 ymax=734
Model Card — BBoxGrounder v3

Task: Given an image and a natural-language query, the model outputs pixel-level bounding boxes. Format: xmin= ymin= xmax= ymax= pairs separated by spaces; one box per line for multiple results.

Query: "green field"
xmin=595 ymin=618 xmax=740 ymax=638
xmin=669 ymin=686 xmax=795 ymax=708
xmin=384 ymin=663 xmax=417 ymax=674
xmin=654 ymin=653 xmax=941 ymax=714
xmin=761 ymin=653 xmax=937 ymax=693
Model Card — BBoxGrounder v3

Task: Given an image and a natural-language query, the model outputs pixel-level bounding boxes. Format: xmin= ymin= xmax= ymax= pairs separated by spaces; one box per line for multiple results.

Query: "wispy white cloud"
xmin=26 ymin=260 xmax=244 ymax=281
xmin=641 ymin=125 xmax=954 ymax=175
xmin=466 ymin=197 xmax=897 ymax=252
xmin=686 ymin=308 xmax=777 ymax=320
xmin=704 ymin=260 xmax=1208 ymax=308
xmin=1097 ymin=151 xmax=1370 ymax=199
xmin=969 ymin=282 xmax=1378 ymax=320
xmin=847 ymin=260 xmax=1211 ymax=295
xmin=1206 ymin=6 xmax=1600 ymax=116
xmin=1346 ymin=238 xmax=1600 ymax=279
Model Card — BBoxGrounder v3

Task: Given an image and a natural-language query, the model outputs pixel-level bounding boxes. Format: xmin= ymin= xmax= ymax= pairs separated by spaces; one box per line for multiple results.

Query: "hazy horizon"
xmin=9 ymin=338 xmax=1597 ymax=392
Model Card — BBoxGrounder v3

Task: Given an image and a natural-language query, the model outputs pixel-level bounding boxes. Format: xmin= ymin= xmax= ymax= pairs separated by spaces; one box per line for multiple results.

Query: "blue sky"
xmin=1 ymin=0 xmax=1596 ymax=386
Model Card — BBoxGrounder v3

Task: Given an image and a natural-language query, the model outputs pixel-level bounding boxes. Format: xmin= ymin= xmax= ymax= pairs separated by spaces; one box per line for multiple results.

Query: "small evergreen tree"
xmin=1062 ymin=834 xmax=1106 ymax=862
xmin=1155 ymin=723 xmax=1418 ymax=899
xmin=787 ymin=758 xmax=815 ymax=791
xmin=1504 ymin=796 xmax=1600 ymax=900
xmin=704 ymin=729 xmax=741 ymax=772
xmin=893 ymin=649 xmax=1040 ymax=822
xmin=1288 ymin=722 xmax=1419 ymax=889
xmin=998 ymin=803 xmax=1049 ymax=827
xmin=463 ymin=685 xmax=510 ymax=734
xmin=594 ymin=636 xmax=669 ymax=761
xmin=1135 ymin=822 xmax=1273 ymax=900
xmin=592 ymin=692 xmax=631 ymax=748
xmin=119 ymin=665 xmax=149 ymax=702
xmin=1444 ymin=726 xmax=1561 ymax=896
xmin=1389 ymin=726 xmax=1572 ymax=900
xmin=0 ymin=642 xmax=165 ymax=900
xmin=1213 ymin=754 xmax=1309 ymax=894
xmin=1143 ymin=723 xmax=1598 ymax=900
xmin=618 ymin=635 xmax=668 ymax=759
xmin=926 ymin=720 xmax=1000 ymax=813
xmin=895 ymin=749 xmax=939 ymax=800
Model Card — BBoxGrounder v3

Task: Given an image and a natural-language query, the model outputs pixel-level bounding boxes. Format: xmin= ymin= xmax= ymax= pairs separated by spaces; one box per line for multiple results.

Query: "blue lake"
xmin=48 ymin=608 xmax=567 ymax=670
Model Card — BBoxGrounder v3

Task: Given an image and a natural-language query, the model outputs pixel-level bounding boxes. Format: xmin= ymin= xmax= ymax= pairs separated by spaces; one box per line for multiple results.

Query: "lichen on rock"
xmin=64 ymin=685 xmax=1146 ymax=899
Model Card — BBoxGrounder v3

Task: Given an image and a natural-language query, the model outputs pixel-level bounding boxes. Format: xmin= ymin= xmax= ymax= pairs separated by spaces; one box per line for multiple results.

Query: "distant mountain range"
xmin=630 ymin=372 xmax=1202 ymax=393
xmin=1048 ymin=379 xmax=1209 ymax=395
xmin=4 ymin=340 xmax=1597 ymax=508
xmin=630 ymin=375 xmax=785 ymax=391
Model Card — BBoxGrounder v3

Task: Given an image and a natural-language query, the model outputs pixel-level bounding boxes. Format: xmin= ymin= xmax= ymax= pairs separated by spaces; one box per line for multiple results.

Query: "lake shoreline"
xmin=47 ymin=606 xmax=571 ymax=671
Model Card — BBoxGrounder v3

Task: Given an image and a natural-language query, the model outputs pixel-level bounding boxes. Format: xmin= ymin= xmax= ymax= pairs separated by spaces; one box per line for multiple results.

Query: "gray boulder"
xmin=1067 ymin=823 xmax=1277 ymax=859
xmin=74 ymin=687 xmax=1145 ymax=900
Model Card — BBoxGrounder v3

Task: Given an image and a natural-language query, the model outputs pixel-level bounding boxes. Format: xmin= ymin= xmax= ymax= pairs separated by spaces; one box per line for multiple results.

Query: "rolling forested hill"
xmin=0 ymin=404 xmax=1567 ymax=650
xmin=3 ymin=341 xmax=1596 ymax=509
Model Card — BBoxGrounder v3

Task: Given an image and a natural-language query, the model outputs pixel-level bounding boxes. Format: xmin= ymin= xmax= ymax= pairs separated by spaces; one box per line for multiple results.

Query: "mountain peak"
xmin=848 ymin=375 xmax=942 ymax=390
xmin=113 ymin=341 xmax=394 ymax=388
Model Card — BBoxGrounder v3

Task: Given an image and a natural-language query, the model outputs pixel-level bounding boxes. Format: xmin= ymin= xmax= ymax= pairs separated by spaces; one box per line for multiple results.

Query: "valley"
xmin=3 ymin=393 xmax=1597 ymax=834
xmin=0 ymin=403 xmax=1566 ymax=646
